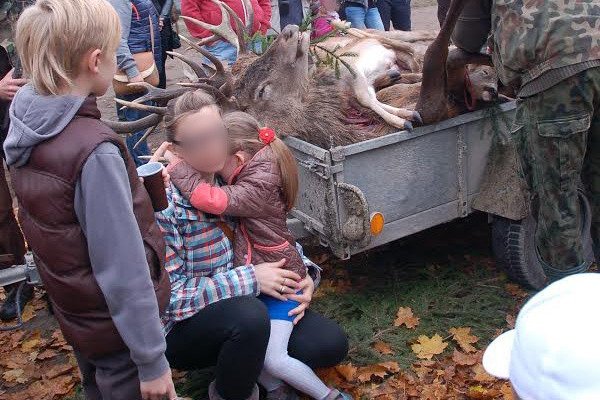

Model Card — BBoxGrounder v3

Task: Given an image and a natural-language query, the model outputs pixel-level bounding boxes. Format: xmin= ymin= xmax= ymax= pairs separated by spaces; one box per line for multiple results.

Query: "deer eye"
xmin=255 ymin=83 xmax=272 ymax=100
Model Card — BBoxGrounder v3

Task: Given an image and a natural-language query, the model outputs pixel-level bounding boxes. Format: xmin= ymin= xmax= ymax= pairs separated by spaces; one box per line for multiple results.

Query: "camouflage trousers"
xmin=513 ymin=67 xmax=600 ymax=277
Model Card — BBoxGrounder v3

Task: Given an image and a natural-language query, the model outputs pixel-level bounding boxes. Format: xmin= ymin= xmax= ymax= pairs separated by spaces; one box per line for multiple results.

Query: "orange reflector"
xmin=370 ymin=212 xmax=385 ymax=236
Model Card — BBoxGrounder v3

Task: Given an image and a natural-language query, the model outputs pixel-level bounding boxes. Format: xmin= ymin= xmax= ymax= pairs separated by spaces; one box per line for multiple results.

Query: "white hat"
xmin=482 ymin=273 xmax=600 ymax=400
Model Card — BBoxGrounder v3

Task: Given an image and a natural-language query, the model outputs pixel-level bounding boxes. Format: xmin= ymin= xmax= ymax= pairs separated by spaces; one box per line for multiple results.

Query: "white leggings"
xmin=258 ymin=320 xmax=332 ymax=399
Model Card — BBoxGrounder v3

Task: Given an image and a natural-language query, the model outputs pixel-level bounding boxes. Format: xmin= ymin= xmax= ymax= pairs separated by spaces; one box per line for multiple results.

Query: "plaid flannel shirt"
xmin=156 ymin=185 xmax=259 ymax=333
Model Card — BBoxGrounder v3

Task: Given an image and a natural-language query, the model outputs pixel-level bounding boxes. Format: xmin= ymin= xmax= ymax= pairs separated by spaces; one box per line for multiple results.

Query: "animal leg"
xmin=378 ymin=102 xmax=422 ymax=124
xmin=353 ymin=78 xmax=414 ymax=130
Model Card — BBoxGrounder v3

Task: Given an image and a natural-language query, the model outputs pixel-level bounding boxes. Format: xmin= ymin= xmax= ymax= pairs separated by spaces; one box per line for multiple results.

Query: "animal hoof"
xmin=403 ymin=121 xmax=414 ymax=131
xmin=412 ymin=111 xmax=423 ymax=125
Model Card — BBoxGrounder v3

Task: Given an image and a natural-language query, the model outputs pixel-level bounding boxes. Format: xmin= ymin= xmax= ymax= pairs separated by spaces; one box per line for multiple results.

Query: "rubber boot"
xmin=0 ymin=283 xmax=34 ymax=322
xmin=208 ymin=380 xmax=259 ymax=400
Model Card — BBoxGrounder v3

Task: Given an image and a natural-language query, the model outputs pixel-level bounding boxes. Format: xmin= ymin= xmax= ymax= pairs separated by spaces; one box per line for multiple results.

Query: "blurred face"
xmin=219 ymin=152 xmax=249 ymax=183
xmin=171 ymin=107 xmax=229 ymax=174
xmin=321 ymin=0 xmax=339 ymax=13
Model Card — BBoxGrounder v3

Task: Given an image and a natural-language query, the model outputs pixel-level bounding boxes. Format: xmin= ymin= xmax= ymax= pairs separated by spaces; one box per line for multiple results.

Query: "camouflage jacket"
xmin=453 ymin=0 xmax=600 ymax=97
xmin=1 ymin=0 xmax=34 ymax=69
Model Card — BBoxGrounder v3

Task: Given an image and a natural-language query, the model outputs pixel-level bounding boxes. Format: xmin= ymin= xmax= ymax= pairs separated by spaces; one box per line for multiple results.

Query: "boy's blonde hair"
xmin=15 ymin=0 xmax=121 ymax=95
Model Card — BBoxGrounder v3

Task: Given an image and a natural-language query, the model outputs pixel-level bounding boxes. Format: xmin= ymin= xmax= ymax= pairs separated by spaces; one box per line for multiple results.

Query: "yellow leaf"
xmin=372 ymin=340 xmax=394 ymax=355
xmin=472 ymin=364 xmax=496 ymax=383
xmin=2 ymin=368 xmax=28 ymax=384
xmin=394 ymin=307 xmax=420 ymax=329
xmin=411 ymin=334 xmax=448 ymax=359
xmin=335 ymin=363 xmax=357 ymax=382
xmin=449 ymin=327 xmax=479 ymax=353
xmin=20 ymin=304 xmax=36 ymax=322
xmin=21 ymin=331 xmax=41 ymax=353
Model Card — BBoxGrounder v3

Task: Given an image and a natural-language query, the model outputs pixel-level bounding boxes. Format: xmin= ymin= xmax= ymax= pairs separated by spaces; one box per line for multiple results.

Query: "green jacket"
xmin=452 ymin=0 xmax=600 ymax=97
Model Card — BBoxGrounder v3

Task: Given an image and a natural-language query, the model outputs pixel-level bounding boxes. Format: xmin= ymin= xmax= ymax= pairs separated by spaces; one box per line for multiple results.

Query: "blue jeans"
xmin=377 ymin=0 xmax=411 ymax=31
xmin=344 ymin=5 xmax=385 ymax=30
xmin=203 ymin=40 xmax=264 ymax=67
xmin=116 ymin=92 xmax=152 ymax=167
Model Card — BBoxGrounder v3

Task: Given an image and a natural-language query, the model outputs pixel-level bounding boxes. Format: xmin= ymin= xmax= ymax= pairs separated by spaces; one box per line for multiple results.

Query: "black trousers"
xmin=437 ymin=0 xmax=451 ymax=27
xmin=376 ymin=0 xmax=411 ymax=31
xmin=166 ymin=296 xmax=348 ymax=400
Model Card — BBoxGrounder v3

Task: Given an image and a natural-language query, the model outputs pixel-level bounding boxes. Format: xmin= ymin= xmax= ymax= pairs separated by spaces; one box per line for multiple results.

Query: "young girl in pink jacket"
xmin=168 ymin=110 xmax=351 ymax=400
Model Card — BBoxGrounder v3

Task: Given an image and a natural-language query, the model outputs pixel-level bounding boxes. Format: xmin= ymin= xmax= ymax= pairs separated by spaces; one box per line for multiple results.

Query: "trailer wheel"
xmin=491 ymin=189 xmax=595 ymax=290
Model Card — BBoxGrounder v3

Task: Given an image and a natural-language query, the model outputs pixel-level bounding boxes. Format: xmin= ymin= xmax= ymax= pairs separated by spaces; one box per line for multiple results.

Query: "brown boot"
xmin=208 ymin=380 xmax=259 ymax=400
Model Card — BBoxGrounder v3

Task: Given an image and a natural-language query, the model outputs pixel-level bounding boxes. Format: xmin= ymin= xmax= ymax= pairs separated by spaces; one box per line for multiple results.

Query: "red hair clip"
xmin=259 ymin=127 xmax=276 ymax=145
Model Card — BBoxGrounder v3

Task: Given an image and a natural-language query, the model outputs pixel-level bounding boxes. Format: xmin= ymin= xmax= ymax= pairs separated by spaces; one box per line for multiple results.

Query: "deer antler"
xmin=181 ymin=0 xmax=242 ymax=53
xmin=181 ymin=0 xmax=255 ymax=54
xmin=175 ymin=36 xmax=234 ymax=97
xmin=101 ymin=113 xmax=163 ymax=134
xmin=127 ymin=82 xmax=193 ymax=105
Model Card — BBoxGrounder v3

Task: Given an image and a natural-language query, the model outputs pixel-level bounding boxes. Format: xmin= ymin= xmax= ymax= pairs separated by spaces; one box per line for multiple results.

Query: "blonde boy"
xmin=3 ymin=1 xmax=176 ymax=399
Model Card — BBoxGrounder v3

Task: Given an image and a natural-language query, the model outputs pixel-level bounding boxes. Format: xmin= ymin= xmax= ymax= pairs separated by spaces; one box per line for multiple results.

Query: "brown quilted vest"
xmin=10 ymin=97 xmax=170 ymax=359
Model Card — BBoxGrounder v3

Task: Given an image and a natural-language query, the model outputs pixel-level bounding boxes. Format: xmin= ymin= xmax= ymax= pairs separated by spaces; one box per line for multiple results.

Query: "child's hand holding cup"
xmin=137 ymin=161 xmax=169 ymax=212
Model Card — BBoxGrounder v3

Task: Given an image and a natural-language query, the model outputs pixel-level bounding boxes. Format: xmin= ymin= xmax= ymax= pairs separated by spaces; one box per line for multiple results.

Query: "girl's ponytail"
xmin=268 ymin=137 xmax=299 ymax=211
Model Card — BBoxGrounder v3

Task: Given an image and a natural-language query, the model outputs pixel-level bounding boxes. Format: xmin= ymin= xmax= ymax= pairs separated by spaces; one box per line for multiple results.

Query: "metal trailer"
xmin=285 ymin=101 xmax=596 ymax=289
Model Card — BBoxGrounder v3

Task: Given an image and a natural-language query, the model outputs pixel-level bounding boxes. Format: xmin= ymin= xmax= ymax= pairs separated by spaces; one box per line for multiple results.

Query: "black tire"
xmin=491 ymin=189 xmax=595 ymax=290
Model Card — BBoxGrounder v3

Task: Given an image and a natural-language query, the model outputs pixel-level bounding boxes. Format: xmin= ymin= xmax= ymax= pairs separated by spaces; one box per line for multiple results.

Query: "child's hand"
xmin=332 ymin=19 xmax=351 ymax=30
xmin=139 ymin=369 xmax=177 ymax=400
xmin=287 ymin=275 xmax=315 ymax=324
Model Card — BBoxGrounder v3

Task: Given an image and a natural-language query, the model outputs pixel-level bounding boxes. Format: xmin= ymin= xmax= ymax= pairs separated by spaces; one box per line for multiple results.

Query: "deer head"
xmin=232 ymin=25 xmax=311 ymax=115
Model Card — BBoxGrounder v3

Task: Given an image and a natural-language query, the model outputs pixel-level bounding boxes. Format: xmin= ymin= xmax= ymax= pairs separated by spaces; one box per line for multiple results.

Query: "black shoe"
xmin=0 ymin=283 xmax=34 ymax=322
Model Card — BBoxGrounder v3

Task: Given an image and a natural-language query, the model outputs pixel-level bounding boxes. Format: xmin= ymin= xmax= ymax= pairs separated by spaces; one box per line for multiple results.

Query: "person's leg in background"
xmin=166 ymin=296 xmax=270 ymax=400
xmin=204 ymin=40 xmax=238 ymax=67
xmin=364 ymin=6 xmax=385 ymax=30
xmin=115 ymin=92 xmax=152 ymax=167
xmin=343 ymin=4 xmax=367 ymax=29
xmin=0 ymin=161 xmax=32 ymax=322
xmin=516 ymin=70 xmax=597 ymax=281
xmin=376 ymin=0 xmax=392 ymax=30
xmin=583 ymin=68 xmax=600 ymax=262
xmin=390 ymin=0 xmax=411 ymax=31
xmin=437 ymin=0 xmax=450 ymax=27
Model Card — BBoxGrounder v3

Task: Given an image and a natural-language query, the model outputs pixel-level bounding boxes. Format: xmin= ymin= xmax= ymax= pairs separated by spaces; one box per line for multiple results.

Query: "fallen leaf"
xmin=394 ymin=307 xmax=420 ymax=329
xmin=356 ymin=364 xmax=389 ymax=383
xmin=28 ymin=350 xmax=38 ymax=362
xmin=317 ymin=367 xmax=344 ymax=387
xmin=2 ymin=368 xmax=28 ymax=384
xmin=379 ymin=361 xmax=400 ymax=373
xmin=20 ymin=331 xmax=41 ymax=353
xmin=452 ymin=349 xmax=478 ymax=366
xmin=20 ymin=304 xmax=37 ymax=323
xmin=472 ymin=364 xmax=496 ymax=383
xmin=505 ymin=283 xmax=528 ymax=298
xmin=47 ymin=375 xmax=77 ymax=397
xmin=44 ymin=364 xmax=75 ymax=380
xmin=373 ymin=340 xmax=394 ymax=355
xmin=411 ymin=334 xmax=448 ymax=359
xmin=500 ymin=382 xmax=516 ymax=399
xmin=420 ymin=383 xmax=447 ymax=400
xmin=449 ymin=327 xmax=479 ymax=353
xmin=335 ymin=363 xmax=357 ymax=382
xmin=467 ymin=385 xmax=499 ymax=399
xmin=37 ymin=349 xmax=58 ymax=360
xmin=506 ymin=314 xmax=516 ymax=329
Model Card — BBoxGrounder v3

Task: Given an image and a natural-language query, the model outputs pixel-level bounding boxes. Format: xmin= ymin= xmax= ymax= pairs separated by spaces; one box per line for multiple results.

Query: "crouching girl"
xmin=155 ymin=90 xmax=350 ymax=400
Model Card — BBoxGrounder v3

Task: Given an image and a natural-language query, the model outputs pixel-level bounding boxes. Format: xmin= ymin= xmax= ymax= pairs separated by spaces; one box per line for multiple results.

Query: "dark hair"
xmin=164 ymin=90 xmax=219 ymax=142
xmin=224 ymin=111 xmax=299 ymax=211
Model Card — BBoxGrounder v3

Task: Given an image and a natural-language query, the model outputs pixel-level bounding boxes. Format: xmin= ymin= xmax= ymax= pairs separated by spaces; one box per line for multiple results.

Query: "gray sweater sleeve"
xmin=451 ymin=0 xmax=493 ymax=54
xmin=74 ymin=142 xmax=169 ymax=382
xmin=108 ymin=0 xmax=140 ymax=79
